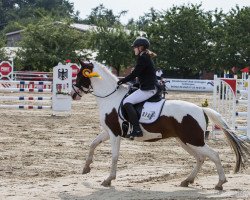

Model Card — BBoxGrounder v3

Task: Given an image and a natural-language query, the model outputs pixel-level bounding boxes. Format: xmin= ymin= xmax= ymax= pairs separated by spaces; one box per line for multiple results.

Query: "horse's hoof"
xmin=101 ymin=180 xmax=111 ymax=187
xmin=180 ymin=180 xmax=189 ymax=187
xmin=82 ymin=167 xmax=91 ymax=174
xmin=215 ymin=179 xmax=227 ymax=190
xmin=215 ymin=185 xmax=223 ymax=190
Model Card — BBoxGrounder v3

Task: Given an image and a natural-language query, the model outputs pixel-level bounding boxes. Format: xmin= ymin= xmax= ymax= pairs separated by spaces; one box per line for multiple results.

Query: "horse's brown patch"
xmin=105 ymin=108 xmax=122 ymax=137
xmin=142 ymin=115 xmax=205 ymax=146
xmin=104 ymin=109 xmax=205 ymax=145
xmin=75 ymin=60 xmax=94 ymax=90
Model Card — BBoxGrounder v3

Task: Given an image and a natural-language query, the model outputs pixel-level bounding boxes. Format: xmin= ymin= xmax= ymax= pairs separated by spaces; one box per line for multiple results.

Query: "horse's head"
xmin=71 ymin=59 xmax=100 ymax=100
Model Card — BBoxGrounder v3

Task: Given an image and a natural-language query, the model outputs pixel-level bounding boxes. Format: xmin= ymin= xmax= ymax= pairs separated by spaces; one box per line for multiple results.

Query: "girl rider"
xmin=117 ymin=37 xmax=158 ymax=139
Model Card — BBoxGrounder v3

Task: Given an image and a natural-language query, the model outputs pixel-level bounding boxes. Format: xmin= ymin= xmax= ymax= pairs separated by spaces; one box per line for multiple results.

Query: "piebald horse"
xmin=71 ymin=60 xmax=250 ymax=190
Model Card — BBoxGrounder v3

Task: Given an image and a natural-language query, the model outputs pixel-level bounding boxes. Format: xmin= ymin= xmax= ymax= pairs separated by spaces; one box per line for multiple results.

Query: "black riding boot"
xmin=123 ymin=103 xmax=143 ymax=139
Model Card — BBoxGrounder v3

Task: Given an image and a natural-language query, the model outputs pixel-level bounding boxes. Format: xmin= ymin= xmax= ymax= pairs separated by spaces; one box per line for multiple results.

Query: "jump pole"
xmin=246 ymin=77 xmax=250 ymax=140
xmin=0 ymin=63 xmax=72 ymax=113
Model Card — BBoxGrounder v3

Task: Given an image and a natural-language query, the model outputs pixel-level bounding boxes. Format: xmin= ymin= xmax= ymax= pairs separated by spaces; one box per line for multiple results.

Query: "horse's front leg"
xmin=83 ymin=130 xmax=110 ymax=174
xmin=101 ymin=133 xmax=121 ymax=187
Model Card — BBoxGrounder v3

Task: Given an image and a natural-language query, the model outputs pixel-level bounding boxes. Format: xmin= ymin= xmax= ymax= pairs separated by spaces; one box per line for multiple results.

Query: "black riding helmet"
xmin=131 ymin=37 xmax=150 ymax=49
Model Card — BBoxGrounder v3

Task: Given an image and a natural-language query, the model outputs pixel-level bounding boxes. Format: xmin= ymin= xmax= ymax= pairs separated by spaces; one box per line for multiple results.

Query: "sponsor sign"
xmin=164 ymin=79 xmax=214 ymax=92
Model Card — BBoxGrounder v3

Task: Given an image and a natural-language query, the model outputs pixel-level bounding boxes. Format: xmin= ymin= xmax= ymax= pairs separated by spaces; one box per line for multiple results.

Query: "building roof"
xmin=6 ymin=23 xmax=145 ymax=36
xmin=6 ymin=30 xmax=24 ymax=36
xmin=70 ymin=23 xmax=97 ymax=32
xmin=70 ymin=23 xmax=146 ymax=35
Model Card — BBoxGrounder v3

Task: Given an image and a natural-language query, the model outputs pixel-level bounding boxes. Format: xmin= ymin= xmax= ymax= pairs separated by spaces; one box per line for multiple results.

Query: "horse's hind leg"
xmin=177 ymin=139 xmax=205 ymax=187
xmin=83 ymin=130 xmax=109 ymax=174
xmin=188 ymin=144 xmax=227 ymax=190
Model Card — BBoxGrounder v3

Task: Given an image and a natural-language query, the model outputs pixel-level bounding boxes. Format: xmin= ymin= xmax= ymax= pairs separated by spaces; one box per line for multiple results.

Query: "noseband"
xmin=72 ymin=84 xmax=92 ymax=98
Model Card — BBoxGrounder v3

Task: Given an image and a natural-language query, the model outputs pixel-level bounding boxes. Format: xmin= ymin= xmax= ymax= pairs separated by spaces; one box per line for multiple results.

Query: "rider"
xmin=117 ymin=37 xmax=158 ymax=139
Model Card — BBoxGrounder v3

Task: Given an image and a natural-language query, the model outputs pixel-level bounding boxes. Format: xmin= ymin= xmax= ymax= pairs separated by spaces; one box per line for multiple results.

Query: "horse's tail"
xmin=202 ymin=107 xmax=250 ymax=173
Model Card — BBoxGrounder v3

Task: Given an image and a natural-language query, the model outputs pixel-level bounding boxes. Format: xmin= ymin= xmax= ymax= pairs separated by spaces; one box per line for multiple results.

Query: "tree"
xmin=82 ymin=4 xmax=127 ymax=27
xmin=208 ymin=9 xmax=227 ymax=74
xmin=0 ymin=37 xmax=7 ymax=60
xmin=137 ymin=8 xmax=159 ymax=30
xmin=0 ymin=0 xmax=77 ymax=30
xmin=84 ymin=5 xmax=135 ymax=75
xmin=212 ymin=6 xmax=250 ymax=72
xmin=0 ymin=34 xmax=8 ymax=62
xmin=15 ymin=18 xmax=88 ymax=71
xmin=88 ymin=25 xmax=135 ymax=76
xmin=143 ymin=4 xmax=213 ymax=78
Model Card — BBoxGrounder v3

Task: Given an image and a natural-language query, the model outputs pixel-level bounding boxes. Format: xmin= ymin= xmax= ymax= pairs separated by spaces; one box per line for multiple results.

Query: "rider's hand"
xmin=117 ymin=80 xmax=123 ymax=85
xmin=132 ymin=83 xmax=140 ymax=88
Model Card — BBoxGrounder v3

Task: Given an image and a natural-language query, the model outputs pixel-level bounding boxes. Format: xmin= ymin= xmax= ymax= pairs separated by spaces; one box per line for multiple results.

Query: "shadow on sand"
xmin=58 ymin=181 xmax=232 ymax=200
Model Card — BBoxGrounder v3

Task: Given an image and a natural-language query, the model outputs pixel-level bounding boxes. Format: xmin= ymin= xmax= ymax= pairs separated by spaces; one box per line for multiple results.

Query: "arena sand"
xmin=0 ymin=91 xmax=249 ymax=200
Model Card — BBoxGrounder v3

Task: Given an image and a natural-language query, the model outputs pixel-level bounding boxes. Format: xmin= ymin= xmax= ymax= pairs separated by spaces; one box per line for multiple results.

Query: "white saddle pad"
xmin=139 ymin=99 xmax=165 ymax=124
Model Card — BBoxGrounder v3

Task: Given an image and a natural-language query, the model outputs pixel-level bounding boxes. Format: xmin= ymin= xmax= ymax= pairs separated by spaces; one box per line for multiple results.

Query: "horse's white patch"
xmin=162 ymin=100 xmax=206 ymax=131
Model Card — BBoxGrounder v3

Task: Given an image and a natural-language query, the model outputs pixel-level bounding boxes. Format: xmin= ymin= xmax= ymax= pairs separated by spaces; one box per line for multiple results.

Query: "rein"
xmin=73 ymin=85 xmax=120 ymax=99
xmin=72 ymin=84 xmax=83 ymax=97
xmin=90 ymin=85 xmax=120 ymax=98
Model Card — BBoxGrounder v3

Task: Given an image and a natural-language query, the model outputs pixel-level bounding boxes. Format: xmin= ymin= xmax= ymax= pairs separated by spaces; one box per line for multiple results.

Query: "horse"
xmin=71 ymin=60 xmax=250 ymax=190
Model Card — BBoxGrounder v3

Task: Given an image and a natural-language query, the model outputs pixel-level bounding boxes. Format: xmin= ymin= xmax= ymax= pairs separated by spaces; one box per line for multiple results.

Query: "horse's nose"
xmin=72 ymin=93 xmax=77 ymax=100
xmin=71 ymin=90 xmax=77 ymax=100
xmin=71 ymin=90 xmax=82 ymax=100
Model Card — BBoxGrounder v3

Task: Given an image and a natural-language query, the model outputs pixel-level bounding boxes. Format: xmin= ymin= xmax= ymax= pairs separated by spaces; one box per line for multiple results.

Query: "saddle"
xmin=119 ymin=85 xmax=166 ymax=137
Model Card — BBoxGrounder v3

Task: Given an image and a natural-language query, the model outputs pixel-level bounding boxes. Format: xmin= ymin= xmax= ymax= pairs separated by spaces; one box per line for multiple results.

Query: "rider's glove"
xmin=117 ymin=80 xmax=124 ymax=85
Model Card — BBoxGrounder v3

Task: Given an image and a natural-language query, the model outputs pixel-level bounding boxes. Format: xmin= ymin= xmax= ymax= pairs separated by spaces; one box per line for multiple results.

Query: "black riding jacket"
xmin=120 ymin=52 xmax=157 ymax=90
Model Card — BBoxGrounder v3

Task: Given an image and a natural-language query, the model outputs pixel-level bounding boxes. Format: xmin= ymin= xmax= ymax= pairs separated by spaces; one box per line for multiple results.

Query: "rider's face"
xmin=133 ymin=46 xmax=143 ymax=55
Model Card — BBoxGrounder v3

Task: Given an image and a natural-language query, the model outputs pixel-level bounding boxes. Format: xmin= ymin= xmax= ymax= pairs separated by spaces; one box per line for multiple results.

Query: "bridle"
xmin=73 ymin=84 xmax=120 ymax=99
xmin=73 ymin=60 xmax=120 ymax=99
xmin=72 ymin=84 xmax=91 ymax=98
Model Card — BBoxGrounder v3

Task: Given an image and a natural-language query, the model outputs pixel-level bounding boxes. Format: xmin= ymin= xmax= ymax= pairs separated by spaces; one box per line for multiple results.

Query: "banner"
xmin=164 ymin=79 xmax=214 ymax=92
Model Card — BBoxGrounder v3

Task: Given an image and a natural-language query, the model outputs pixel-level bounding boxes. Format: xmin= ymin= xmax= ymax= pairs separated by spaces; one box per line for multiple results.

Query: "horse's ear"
xmin=77 ymin=58 xmax=85 ymax=67
xmin=77 ymin=58 xmax=94 ymax=69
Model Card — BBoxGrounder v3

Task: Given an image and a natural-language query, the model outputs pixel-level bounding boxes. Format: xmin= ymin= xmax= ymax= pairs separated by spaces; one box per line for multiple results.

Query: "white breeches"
xmin=123 ymin=89 xmax=157 ymax=105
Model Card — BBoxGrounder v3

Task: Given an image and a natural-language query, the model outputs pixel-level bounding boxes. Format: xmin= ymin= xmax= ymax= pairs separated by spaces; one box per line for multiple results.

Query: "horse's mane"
xmin=92 ymin=61 xmax=128 ymax=92
xmin=93 ymin=61 xmax=119 ymax=82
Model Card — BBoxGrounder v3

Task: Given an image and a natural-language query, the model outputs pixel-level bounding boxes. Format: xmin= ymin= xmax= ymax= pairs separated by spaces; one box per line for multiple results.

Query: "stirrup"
xmin=127 ymin=129 xmax=143 ymax=140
